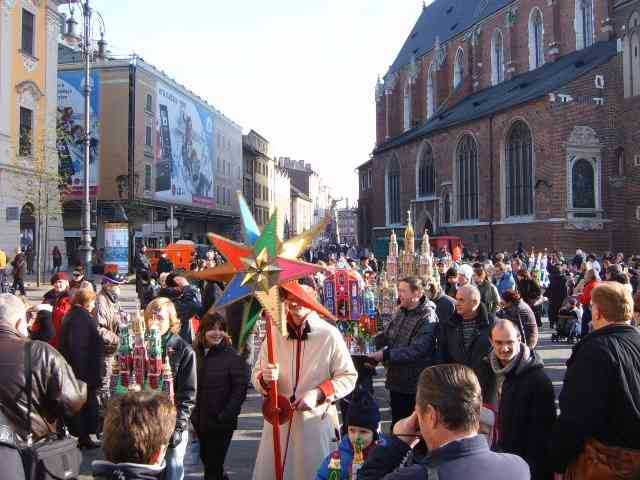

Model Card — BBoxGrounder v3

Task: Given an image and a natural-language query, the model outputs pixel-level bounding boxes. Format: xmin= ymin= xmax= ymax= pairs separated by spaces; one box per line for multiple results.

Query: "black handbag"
xmin=20 ymin=341 xmax=82 ymax=480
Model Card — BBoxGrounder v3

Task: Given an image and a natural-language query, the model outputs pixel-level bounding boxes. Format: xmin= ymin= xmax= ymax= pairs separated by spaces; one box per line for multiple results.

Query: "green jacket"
xmin=477 ymin=279 xmax=500 ymax=314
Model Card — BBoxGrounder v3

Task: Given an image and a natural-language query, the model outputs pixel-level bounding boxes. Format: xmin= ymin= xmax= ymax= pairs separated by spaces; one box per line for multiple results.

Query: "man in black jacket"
xmin=551 ymin=282 xmax=640 ymax=478
xmin=158 ymin=273 xmax=202 ymax=344
xmin=476 ymin=319 xmax=556 ymax=479
xmin=0 ymin=293 xmax=86 ymax=477
xmin=439 ymin=285 xmax=493 ymax=373
xmin=134 ymin=245 xmax=152 ymax=295
xmin=358 ymin=364 xmax=530 ymax=480
xmin=369 ymin=277 xmax=439 ymax=427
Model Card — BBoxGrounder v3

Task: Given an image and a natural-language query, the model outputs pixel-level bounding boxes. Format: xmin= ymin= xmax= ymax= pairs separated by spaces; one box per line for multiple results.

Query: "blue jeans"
xmin=165 ymin=430 xmax=189 ymax=480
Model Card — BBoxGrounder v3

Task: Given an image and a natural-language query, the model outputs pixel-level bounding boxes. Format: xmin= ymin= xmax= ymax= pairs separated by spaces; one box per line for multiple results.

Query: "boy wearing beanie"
xmin=316 ymin=391 xmax=387 ymax=480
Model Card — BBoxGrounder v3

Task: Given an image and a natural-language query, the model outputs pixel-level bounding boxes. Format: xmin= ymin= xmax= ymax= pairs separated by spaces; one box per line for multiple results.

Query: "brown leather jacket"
xmin=0 ymin=325 xmax=86 ymax=441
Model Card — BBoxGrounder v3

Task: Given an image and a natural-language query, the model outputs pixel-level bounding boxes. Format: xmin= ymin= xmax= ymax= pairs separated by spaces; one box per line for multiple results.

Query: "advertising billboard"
xmin=57 ymin=70 xmax=101 ymax=197
xmin=155 ymin=82 xmax=215 ymax=208
xmin=104 ymin=222 xmax=129 ymax=274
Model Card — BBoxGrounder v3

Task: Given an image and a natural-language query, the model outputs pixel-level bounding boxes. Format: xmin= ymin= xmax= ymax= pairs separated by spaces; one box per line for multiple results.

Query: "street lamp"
xmin=63 ymin=0 xmax=106 ymax=275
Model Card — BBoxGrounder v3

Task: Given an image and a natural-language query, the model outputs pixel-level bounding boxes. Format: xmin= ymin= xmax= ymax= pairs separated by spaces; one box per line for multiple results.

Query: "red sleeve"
xmin=317 ymin=379 xmax=335 ymax=401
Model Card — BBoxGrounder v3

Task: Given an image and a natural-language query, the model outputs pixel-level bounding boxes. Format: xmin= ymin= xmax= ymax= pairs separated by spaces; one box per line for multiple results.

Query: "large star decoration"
xmin=190 ymin=193 xmax=336 ymax=348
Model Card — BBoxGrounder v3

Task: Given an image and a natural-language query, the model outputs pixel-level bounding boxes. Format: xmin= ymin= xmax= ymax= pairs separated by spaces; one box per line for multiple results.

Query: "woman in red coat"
xmin=578 ymin=269 xmax=601 ymax=337
xmin=43 ymin=272 xmax=72 ymax=349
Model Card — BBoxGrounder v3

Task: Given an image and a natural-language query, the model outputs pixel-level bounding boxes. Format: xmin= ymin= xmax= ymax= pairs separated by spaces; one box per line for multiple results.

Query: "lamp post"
xmin=77 ymin=0 xmax=93 ymax=275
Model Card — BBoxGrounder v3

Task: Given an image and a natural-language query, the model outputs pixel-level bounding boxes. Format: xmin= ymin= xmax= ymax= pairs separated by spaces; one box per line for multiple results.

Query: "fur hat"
xmin=50 ymin=272 xmax=69 ymax=285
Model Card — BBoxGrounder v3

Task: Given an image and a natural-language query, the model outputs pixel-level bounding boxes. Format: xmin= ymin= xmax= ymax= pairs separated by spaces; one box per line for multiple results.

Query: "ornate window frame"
xmin=19 ymin=0 xmax=40 ymax=72
xmin=565 ymin=126 xmax=603 ymax=228
xmin=15 ymin=79 xmax=43 ymax=159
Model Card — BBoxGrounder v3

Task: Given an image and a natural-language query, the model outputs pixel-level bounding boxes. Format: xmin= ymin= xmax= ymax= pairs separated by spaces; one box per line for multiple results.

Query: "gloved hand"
xmin=169 ymin=428 xmax=183 ymax=449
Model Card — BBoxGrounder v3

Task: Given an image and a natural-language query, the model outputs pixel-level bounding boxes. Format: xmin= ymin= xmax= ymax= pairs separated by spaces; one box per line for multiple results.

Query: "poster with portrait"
xmin=56 ymin=70 xmax=101 ymax=197
xmin=155 ymin=81 xmax=215 ymax=208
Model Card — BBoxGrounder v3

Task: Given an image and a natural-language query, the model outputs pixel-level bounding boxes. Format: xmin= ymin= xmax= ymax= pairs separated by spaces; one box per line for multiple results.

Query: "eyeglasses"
xmin=72 ymin=272 xmax=82 ymax=277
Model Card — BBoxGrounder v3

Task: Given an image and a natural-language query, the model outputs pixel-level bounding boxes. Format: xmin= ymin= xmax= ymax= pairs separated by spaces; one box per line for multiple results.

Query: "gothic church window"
xmin=453 ymin=48 xmax=465 ymax=89
xmin=387 ymin=156 xmax=402 ymax=224
xmin=506 ymin=121 xmax=534 ymax=217
xmin=632 ymin=32 xmax=640 ymax=96
xmin=456 ymin=135 xmax=479 ymax=221
xmin=491 ymin=29 xmax=504 ymax=85
xmin=529 ymin=8 xmax=545 ymax=70
xmin=418 ymin=143 xmax=435 ymax=197
xmin=427 ymin=62 xmax=436 ymax=119
xmin=575 ymin=0 xmax=595 ymax=50
xmin=403 ymin=81 xmax=412 ymax=131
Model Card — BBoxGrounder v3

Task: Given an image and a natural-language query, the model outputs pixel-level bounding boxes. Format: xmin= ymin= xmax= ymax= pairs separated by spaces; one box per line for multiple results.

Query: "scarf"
xmin=489 ymin=345 xmax=527 ymax=403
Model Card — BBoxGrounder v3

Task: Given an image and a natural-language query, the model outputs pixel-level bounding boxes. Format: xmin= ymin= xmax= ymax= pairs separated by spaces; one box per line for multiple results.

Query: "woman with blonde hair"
xmin=144 ymin=297 xmax=197 ymax=480
xmin=59 ymin=288 xmax=102 ymax=449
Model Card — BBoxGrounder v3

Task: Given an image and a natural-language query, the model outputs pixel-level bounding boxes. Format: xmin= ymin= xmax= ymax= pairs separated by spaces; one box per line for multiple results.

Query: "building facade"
xmin=271 ymin=165 xmax=291 ymax=237
xmin=360 ymin=0 xmax=639 ymax=255
xmin=58 ymin=54 xmax=241 ymax=265
xmin=337 ymin=206 xmax=358 ymax=247
xmin=242 ymin=130 xmax=273 ymax=226
xmin=0 ymin=0 xmax=65 ymax=269
xmin=290 ymin=186 xmax=312 ymax=236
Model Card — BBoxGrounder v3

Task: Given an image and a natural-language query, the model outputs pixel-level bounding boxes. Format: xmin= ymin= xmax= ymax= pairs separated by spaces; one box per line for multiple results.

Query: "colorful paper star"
xmin=194 ymin=192 xmax=335 ymax=347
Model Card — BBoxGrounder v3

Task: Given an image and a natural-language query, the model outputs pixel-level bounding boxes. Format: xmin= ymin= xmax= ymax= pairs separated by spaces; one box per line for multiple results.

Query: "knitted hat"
xmin=50 ymin=272 xmax=69 ymax=285
xmin=346 ymin=391 xmax=381 ymax=433
xmin=458 ymin=264 xmax=474 ymax=281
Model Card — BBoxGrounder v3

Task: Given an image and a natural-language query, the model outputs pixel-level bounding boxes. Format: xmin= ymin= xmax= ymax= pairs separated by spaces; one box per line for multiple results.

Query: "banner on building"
xmin=104 ymin=223 xmax=129 ymax=274
xmin=155 ymin=81 xmax=215 ymax=208
xmin=56 ymin=70 xmax=101 ymax=197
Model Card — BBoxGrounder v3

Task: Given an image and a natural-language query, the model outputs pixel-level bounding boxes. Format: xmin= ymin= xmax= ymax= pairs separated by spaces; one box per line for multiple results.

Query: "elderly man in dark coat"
xmin=476 ymin=319 xmax=556 ymax=479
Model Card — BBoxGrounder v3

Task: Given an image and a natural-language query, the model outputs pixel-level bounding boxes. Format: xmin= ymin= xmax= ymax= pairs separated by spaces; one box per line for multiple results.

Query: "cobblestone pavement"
xmin=22 ymin=280 xmax=572 ymax=480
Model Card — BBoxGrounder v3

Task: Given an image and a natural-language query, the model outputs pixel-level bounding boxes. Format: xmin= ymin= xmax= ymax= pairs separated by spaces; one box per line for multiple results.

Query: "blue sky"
xmin=70 ymin=0 xmax=433 ymax=202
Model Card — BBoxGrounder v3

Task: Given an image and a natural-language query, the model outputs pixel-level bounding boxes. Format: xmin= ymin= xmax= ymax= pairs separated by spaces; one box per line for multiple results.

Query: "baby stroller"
xmin=552 ymin=297 xmax=581 ymax=344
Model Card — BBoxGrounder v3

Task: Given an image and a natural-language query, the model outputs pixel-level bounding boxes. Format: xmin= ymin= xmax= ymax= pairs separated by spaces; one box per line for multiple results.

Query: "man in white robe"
xmin=251 ymin=285 xmax=357 ymax=480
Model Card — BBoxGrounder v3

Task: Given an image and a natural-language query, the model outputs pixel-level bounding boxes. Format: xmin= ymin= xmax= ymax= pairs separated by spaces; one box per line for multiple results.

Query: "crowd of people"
xmin=0 ymin=242 xmax=637 ymax=480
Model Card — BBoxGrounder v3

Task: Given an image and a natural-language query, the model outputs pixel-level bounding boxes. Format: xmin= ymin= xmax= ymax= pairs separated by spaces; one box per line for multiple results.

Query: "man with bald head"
xmin=251 ymin=283 xmax=357 ymax=480
xmin=438 ymin=284 xmax=493 ymax=372
xmin=476 ymin=319 xmax=556 ymax=479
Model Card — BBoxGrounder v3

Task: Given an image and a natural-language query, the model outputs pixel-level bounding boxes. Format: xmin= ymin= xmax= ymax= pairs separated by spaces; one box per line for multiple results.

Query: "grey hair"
xmin=0 ymin=293 xmax=27 ymax=328
xmin=458 ymin=284 xmax=481 ymax=304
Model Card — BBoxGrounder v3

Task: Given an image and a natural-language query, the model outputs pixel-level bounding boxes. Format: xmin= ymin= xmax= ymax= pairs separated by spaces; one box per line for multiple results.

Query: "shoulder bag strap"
xmin=24 ymin=341 xmax=33 ymax=445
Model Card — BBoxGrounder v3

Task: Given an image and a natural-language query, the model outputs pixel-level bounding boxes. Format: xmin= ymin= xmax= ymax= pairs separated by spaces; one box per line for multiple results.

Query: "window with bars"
xmin=19 ymin=107 xmax=33 ymax=156
xmin=418 ymin=144 xmax=435 ymax=196
xmin=456 ymin=135 xmax=479 ymax=220
xmin=491 ymin=30 xmax=504 ymax=85
xmin=529 ymin=9 xmax=545 ymax=70
xmin=506 ymin=121 xmax=534 ymax=217
xmin=21 ymin=9 xmax=35 ymax=56
xmin=387 ymin=156 xmax=401 ymax=224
